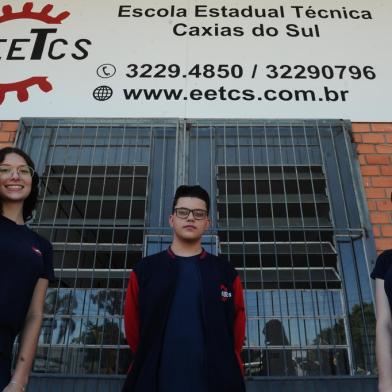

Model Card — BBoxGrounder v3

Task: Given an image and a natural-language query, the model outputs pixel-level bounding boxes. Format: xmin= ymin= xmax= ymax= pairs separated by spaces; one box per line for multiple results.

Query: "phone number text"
xmin=125 ymin=64 xmax=376 ymax=80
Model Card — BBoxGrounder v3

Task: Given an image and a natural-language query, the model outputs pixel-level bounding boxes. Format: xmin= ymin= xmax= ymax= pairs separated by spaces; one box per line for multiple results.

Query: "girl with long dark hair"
xmin=0 ymin=147 xmax=54 ymax=391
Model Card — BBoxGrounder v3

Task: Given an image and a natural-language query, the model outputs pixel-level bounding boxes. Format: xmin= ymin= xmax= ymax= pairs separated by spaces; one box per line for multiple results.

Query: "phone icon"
xmin=97 ymin=64 xmax=116 ymax=78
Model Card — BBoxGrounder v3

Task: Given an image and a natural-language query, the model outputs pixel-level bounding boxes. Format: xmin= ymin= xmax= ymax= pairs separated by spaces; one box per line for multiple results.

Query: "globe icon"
xmin=93 ymin=86 xmax=113 ymax=101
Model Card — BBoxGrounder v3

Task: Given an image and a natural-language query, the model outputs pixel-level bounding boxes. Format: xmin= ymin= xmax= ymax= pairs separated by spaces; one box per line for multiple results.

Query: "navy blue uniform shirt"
xmin=158 ymin=255 xmax=207 ymax=392
xmin=123 ymin=249 xmax=246 ymax=392
xmin=0 ymin=214 xmax=54 ymax=356
xmin=371 ymin=249 xmax=392 ymax=312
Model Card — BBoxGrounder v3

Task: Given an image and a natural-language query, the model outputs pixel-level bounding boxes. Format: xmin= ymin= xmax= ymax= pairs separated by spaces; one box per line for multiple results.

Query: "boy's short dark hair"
xmin=172 ymin=185 xmax=210 ymax=214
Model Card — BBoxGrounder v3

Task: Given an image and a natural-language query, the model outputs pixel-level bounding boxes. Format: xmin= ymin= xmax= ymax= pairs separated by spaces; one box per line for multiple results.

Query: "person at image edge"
xmin=122 ymin=185 xmax=246 ymax=392
xmin=0 ymin=147 xmax=54 ymax=392
xmin=372 ymin=192 xmax=392 ymax=392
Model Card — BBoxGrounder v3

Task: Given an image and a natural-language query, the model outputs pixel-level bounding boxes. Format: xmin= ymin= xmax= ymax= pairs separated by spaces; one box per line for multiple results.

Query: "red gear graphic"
xmin=0 ymin=3 xmax=70 ymax=24
xmin=0 ymin=77 xmax=53 ymax=104
xmin=1 ymin=3 xmax=70 ymax=105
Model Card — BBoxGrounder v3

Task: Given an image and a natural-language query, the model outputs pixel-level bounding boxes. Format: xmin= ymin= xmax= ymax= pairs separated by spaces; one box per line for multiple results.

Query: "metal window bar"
xmin=277 ymin=123 xmax=298 ymax=375
xmin=303 ymin=123 xmax=343 ymax=374
xmin=117 ymin=124 xmax=141 ymax=374
xmin=74 ymin=124 xmax=103 ymax=374
xmin=29 ymin=120 xmax=60 ymax=373
xmin=289 ymin=124 xmax=318 ymax=374
xmin=338 ymin=128 xmax=373 ymax=373
xmin=90 ymin=122 xmax=115 ymax=374
xmin=316 ymin=123 xmax=356 ymax=374
xmin=36 ymin=120 xmax=71 ymax=373
xmin=302 ymin=124 xmax=334 ymax=375
xmin=248 ymin=124 xmax=268 ymax=370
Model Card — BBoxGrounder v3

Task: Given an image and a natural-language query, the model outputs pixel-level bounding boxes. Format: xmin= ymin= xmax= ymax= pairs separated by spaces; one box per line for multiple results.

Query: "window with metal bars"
xmin=13 ymin=120 xmax=179 ymax=375
xmin=187 ymin=121 xmax=375 ymax=376
xmin=14 ymin=118 xmax=376 ymax=377
xmin=217 ymin=165 xmax=339 ymax=289
xmin=34 ymin=164 xmax=148 ymax=373
xmin=216 ymin=163 xmax=347 ymax=375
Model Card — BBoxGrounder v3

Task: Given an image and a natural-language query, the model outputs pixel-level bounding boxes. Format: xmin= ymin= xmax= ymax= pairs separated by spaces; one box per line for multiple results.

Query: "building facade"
xmin=1 ymin=119 xmax=390 ymax=390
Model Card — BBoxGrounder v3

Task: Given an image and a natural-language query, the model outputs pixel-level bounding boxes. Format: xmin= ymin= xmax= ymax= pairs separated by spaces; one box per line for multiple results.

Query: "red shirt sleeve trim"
xmin=124 ymin=271 xmax=140 ymax=355
xmin=233 ymin=274 xmax=246 ymax=376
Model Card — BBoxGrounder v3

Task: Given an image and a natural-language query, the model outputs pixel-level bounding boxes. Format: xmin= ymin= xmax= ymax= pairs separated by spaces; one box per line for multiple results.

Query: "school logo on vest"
xmin=32 ymin=246 xmax=42 ymax=257
xmin=220 ymin=284 xmax=232 ymax=302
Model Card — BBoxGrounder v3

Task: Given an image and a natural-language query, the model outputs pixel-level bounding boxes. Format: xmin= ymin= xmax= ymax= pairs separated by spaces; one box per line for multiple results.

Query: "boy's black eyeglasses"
xmin=174 ymin=208 xmax=208 ymax=220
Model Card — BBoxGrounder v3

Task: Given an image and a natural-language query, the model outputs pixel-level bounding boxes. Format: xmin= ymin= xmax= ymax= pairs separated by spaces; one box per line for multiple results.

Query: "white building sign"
xmin=0 ymin=0 xmax=391 ymax=120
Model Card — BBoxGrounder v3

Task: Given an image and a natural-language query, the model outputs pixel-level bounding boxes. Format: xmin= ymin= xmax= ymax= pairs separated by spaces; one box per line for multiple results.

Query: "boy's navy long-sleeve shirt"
xmin=158 ymin=255 xmax=207 ymax=392
xmin=123 ymin=248 xmax=246 ymax=392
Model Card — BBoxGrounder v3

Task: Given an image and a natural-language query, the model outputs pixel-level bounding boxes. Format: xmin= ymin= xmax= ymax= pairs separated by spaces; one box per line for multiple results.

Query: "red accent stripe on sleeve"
xmin=233 ymin=274 xmax=246 ymax=376
xmin=124 ymin=271 xmax=140 ymax=355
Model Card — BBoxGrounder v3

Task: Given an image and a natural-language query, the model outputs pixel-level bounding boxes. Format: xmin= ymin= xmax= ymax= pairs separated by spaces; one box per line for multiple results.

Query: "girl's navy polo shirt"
xmin=0 ymin=214 xmax=54 ymax=355
xmin=371 ymin=249 xmax=392 ymax=312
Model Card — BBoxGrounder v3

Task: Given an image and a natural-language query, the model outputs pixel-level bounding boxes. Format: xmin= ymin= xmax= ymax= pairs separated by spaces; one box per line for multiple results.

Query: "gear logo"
xmin=0 ymin=3 xmax=69 ymax=24
xmin=0 ymin=2 xmax=71 ymax=105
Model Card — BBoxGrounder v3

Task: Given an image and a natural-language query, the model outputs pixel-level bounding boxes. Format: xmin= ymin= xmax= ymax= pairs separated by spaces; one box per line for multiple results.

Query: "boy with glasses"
xmin=123 ymin=185 xmax=246 ymax=392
